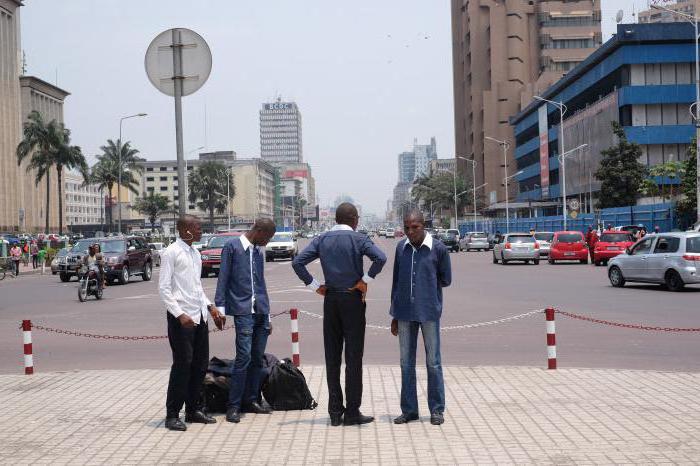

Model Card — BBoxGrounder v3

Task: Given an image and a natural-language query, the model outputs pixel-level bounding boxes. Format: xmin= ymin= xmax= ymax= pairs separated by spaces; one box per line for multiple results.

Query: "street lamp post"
xmin=184 ymin=146 xmax=205 ymax=207
xmin=534 ymin=96 xmax=568 ymax=229
xmin=651 ymin=3 xmax=700 ymax=223
xmin=118 ymin=113 xmax=147 ymax=234
xmin=457 ymin=155 xmax=478 ymax=231
xmin=485 ymin=136 xmax=512 ymax=232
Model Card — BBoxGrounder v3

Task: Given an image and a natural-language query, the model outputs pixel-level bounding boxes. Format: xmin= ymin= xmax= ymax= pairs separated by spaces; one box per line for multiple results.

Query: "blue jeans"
xmin=228 ymin=313 xmax=270 ymax=409
xmin=398 ymin=319 xmax=445 ymax=415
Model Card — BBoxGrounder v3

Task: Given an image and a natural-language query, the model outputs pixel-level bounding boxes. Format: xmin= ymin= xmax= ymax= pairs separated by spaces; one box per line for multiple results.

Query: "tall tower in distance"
xmin=260 ymin=97 xmax=303 ymax=164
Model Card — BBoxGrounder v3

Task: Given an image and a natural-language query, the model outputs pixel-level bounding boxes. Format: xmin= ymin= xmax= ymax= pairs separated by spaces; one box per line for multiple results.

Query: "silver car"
xmin=492 ymin=233 xmax=541 ymax=265
xmin=608 ymin=232 xmax=700 ymax=291
xmin=534 ymin=232 xmax=554 ymax=256
xmin=460 ymin=232 xmax=489 ymax=251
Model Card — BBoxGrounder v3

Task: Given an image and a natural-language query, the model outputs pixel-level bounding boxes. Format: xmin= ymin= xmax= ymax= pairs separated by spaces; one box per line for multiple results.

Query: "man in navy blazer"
xmin=215 ymin=218 xmax=276 ymax=424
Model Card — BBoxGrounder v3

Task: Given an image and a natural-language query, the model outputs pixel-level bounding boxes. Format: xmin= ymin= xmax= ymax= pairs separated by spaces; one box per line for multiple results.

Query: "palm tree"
xmin=188 ymin=161 xmax=235 ymax=231
xmin=89 ymin=155 xmax=141 ymax=231
xmin=16 ymin=111 xmax=62 ymax=233
xmin=95 ymin=139 xmax=144 ymax=231
xmin=132 ymin=193 xmax=172 ymax=232
xmin=53 ymin=127 xmax=88 ymax=235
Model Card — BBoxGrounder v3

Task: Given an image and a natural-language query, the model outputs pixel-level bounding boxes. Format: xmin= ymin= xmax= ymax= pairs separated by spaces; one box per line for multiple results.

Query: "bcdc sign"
xmin=266 ymin=103 xmax=292 ymax=110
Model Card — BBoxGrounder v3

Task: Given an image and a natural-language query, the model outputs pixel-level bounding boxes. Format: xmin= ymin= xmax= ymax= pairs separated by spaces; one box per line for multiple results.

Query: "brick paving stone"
xmin=1 ymin=366 xmax=700 ymax=464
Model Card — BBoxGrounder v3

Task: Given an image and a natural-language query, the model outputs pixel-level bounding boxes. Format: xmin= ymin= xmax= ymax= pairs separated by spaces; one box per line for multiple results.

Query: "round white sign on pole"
xmin=144 ymin=28 xmax=212 ymax=97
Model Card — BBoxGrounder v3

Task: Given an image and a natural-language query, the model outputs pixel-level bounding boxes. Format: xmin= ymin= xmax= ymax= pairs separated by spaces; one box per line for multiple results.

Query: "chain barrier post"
xmin=22 ymin=320 xmax=33 ymax=375
xmin=545 ymin=308 xmax=556 ymax=370
xmin=290 ymin=308 xmax=300 ymax=367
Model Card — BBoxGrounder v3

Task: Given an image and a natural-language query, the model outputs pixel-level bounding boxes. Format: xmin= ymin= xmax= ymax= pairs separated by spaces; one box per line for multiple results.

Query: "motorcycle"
xmin=78 ymin=265 xmax=103 ymax=302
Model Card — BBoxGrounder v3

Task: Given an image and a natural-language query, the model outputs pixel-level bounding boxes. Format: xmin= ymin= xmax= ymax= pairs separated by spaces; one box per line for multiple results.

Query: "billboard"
xmin=538 ymin=105 xmax=550 ymax=199
xmin=283 ymin=170 xmax=308 ymax=179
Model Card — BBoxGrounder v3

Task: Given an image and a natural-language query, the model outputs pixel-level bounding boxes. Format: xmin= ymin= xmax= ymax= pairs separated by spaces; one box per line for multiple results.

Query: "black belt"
xmin=326 ymin=289 xmax=360 ymax=294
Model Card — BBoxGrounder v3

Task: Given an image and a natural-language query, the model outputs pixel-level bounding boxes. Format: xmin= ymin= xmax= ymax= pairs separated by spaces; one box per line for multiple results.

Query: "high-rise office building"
xmin=413 ymin=137 xmax=438 ymax=179
xmin=639 ymin=0 xmax=697 ymax=23
xmin=398 ymin=151 xmax=415 ymax=183
xmin=451 ymin=0 xmax=601 ymax=206
xmin=260 ymin=99 xmax=303 ymax=164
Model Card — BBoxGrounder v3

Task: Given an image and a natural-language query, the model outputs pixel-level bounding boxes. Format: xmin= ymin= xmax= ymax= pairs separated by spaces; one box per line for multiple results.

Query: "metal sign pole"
xmin=172 ymin=29 xmax=187 ymax=217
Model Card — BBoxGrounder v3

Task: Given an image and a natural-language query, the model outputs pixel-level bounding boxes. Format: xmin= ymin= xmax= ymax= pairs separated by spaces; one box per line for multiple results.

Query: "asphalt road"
xmin=1 ymin=237 xmax=699 ymax=374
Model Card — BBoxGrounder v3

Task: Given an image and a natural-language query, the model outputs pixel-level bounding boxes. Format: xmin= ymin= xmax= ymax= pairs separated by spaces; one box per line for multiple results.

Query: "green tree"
xmin=677 ymin=139 xmax=698 ymax=227
xmin=53 ymin=127 xmax=88 ymax=235
xmin=16 ymin=111 xmax=63 ymax=233
xmin=132 ymin=193 xmax=172 ymax=232
xmin=188 ymin=161 xmax=235 ymax=231
xmin=411 ymin=172 xmax=471 ymax=221
xmin=595 ymin=121 xmax=648 ymax=208
xmin=95 ymin=139 xmax=144 ymax=231
xmin=649 ymin=160 xmax=685 ymax=201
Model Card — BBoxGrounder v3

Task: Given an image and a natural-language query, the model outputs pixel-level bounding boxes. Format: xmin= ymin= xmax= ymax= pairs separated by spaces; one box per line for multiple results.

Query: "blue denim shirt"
xmin=390 ymin=234 xmax=452 ymax=322
xmin=215 ymin=235 xmax=269 ymax=316
xmin=292 ymin=225 xmax=387 ymax=290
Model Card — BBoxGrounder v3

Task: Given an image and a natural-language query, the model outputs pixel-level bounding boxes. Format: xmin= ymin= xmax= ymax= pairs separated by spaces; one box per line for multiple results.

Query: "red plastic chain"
xmin=554 ymin=310 xmax=700 ymax=332
xmin=24 ymin=310 xmax=291 ymax=341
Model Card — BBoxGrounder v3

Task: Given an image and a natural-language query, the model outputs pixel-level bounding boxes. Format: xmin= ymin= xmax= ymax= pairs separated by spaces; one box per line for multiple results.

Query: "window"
xmin=653 ymin=236 xmax=680 ymax=254
xmin=147 ymin=187 xmax=154 ymax=192
xmin=160 ymin=187 xmax=167 ymax=191
xmin=146 ymin=177 xmax=154 ymax=182
xmin=160 ymin=167 xmax=168 ymax=171
xmin=160 ymin=176 xmax=167 ymax=181
xmin=630 ymin=238 xmax=654 ymax=255
xmin=146 ymin=167 xmax=153 ymax=172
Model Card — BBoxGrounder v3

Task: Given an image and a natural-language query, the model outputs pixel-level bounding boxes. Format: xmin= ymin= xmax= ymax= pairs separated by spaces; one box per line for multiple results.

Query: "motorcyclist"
xmin=82 ymin=243 xmax=105 ymax=289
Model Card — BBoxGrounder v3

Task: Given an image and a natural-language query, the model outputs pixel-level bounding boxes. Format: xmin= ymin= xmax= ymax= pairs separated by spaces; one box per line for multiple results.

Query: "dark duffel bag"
xmin=261 ymin=358 xmax=318 ymax=411
xmin=202 ymin=373 xmax=230 ymax=413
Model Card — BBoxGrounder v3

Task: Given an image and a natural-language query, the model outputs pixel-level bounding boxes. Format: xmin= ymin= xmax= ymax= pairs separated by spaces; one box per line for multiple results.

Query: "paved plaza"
xmin=1 ymin=365 xmax=700 ymax=465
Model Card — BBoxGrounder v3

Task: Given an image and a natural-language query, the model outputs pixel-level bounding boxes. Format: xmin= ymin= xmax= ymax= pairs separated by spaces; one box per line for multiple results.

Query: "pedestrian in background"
xmin=158 ymin=215 xmax=225 ymax=432
xmin=30 ymin=241 xmax=39 ymax=269
xmin=292 ymin=202 xmax=387 ymax=426
xmin=10 ymin=243 xmax=21 ymax=276
xmin=390 ymin=210 xmax=451 ymax=426
xmin=215 ymin=218 xmax=277 ymax=424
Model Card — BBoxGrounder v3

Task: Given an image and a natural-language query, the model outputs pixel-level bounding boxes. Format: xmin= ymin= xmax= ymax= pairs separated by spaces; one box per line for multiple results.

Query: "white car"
xmin=265 ymin=232 xmax=298 ymax=262
xmin=385 ymin=230 xmax=396 ymax=239
xmin=148 ymin=242 xmax=165 ymax=267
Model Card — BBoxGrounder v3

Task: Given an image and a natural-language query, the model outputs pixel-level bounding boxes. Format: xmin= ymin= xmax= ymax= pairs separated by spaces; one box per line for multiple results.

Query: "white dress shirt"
xmin=158 ymin=238 xmax=212 ymax=324
xmin=239 ymin=233 xmax=257 ymax=313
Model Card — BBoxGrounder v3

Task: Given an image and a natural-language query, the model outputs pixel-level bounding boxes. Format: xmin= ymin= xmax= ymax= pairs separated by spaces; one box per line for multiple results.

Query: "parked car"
xmin=447 ymin=229 xmax=460 ymax=240
xmin=534 ymin=232 xmax=554 ymax=257
xmin=548 ymin=231 xmax=588 ymax=264
xmin=439 ymin=232 xmax=460 ymax=252
xmin=200 ymin=232 xmax=242 ymax=277
xmin=101 ymin=236 xmax=153 ymax=285
xmin=608 ymin=232 xmax=700 ymax=291
xmin=59 ymin=238 xmax=96 ymax=281
xmin=385 ymin=229 xmax=396 ymax=239
xmin=148 ymin=242 xmax=165 ymax=267
xmin=51 ymin=248 xmax=70 ymax=275
xmin=492 ymin=233 xmax=540 ymax=264
xmin=592 ymin=231 xmax=635 ymax=266
xmin=265 ymin=232 xmax=298 ymax=262
xmin=460 ymin=232 xmax=489 ymax=251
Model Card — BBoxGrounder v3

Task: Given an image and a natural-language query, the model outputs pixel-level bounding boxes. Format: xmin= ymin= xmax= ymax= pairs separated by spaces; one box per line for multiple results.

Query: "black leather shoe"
xmin=243 ymin=401 xmax=272 ymax=414
xmin=343 ymin=413 xmax=374 ymax=426
xmin=430 ymin=412 xmax=444 ymax=425
xmin=165 ymin=417 xmax=187 ymax=431
xmin=330 ymin=414 xmax=343 ymax=426
xmin=185 ymin=410 xmax=216 ymax=424
xmin=393 ymin=413 xmax=419 ymax=424
xmin=226 ymin=407 xmax=241 ymax=423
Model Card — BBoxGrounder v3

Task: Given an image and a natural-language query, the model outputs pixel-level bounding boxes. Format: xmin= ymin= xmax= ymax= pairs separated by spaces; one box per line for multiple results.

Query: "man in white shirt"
xmin=159 ymin=215 xmax=225 ymax=431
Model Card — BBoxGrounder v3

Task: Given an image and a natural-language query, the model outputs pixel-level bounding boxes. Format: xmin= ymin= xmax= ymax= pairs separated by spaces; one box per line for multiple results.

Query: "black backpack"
xmin=261 ymin=359 xmax=318 ymax=411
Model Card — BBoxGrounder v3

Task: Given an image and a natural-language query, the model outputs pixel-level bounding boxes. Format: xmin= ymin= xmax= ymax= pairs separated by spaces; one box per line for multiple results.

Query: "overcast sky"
xmin=21 ymin=0 xmax=649 ymax=216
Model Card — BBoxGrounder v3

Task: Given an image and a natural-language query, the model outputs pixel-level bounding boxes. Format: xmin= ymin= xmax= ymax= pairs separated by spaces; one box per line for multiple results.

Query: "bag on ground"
xmin=261 ymin=358 xmax=318 ymax=411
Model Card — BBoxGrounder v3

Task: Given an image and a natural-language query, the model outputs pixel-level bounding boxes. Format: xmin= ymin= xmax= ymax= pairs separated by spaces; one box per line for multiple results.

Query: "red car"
xmin=199 ymin=232 xmax=241 ymax=277
xmin=592 ymin=230 xmax=635 ymax=266
xmin=548 ymin=231 xmax=589 ymax=264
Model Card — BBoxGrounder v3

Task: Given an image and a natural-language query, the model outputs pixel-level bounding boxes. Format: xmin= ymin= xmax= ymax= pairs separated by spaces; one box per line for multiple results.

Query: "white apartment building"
xmin=64 ymin=171 xmax=104 ymax=226
xmin=260 ymin=99 xmax=303 ymax=163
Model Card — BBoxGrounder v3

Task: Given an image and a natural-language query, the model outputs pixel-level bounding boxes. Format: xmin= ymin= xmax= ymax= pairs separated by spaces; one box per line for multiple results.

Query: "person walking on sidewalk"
xmin=390 ymin=210 xmax=452 ymax=426
xmin=215 ymin=218 xmax=277 ymax=424
xmin=292 ymin=202 xmax=387 ymax=426
xmin=30 ymin=241 xmax=39 ymax=269
xmin=158 ymin=215 xmax=226 ymax=432
xmin=10 ymin=243 xmax=21 ymax=276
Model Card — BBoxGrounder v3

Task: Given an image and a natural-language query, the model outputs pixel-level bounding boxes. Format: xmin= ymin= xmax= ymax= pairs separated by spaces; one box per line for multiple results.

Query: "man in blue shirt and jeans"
xmin=390 ymin=210 xmax=452 ymax=426
xmin=293 ymin=203 xmax=387 ymax=426
xmin=215 ymin=218 xmax=276 ymax=424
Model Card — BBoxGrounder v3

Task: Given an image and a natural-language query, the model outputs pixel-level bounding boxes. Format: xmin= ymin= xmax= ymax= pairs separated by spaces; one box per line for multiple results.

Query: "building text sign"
xmin=538 ymin=105 xmax=550 ymax=198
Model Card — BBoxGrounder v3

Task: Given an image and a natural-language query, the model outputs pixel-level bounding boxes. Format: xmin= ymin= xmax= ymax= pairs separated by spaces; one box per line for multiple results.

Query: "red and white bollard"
xmin=545 ymin=308 xmax=556 ymax=370
xmin=22 ymin=320 xmax=33 ymax=375
xmin=290 ymin=308 xmax=300 ymax=367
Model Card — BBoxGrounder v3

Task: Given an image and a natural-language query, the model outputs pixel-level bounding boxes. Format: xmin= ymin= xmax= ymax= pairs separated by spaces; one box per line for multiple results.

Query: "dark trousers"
xmin=12 ymin=260 xmax=19 ymax=276
xmin=166 ymin=312 xmax=209 ymax=418
xmin=323 ymin=291 xmax=366 ymax=417
xmin=31 ymin=254 xmax=38 ymax=269
xmin=228 ymin=313 xmax=270 ymax=409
